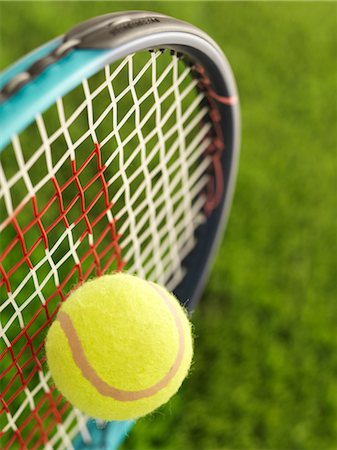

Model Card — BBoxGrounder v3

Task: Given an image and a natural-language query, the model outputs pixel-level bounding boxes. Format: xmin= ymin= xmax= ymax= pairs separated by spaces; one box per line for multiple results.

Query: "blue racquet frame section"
xmin=73 ymin=420 xmax=135 ymax=450
xmin=0 ymin=44 xmax=111 ymax=150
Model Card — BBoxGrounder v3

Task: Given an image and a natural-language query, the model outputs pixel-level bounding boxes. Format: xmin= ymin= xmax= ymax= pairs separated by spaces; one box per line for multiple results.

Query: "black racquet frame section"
xmin=67 ymin=11 xmax=241 ymax=309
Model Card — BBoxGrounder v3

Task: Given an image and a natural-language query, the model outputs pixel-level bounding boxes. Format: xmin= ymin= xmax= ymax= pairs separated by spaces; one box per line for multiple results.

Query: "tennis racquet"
xmin=0 ymin=11 xmax=240 ymax=450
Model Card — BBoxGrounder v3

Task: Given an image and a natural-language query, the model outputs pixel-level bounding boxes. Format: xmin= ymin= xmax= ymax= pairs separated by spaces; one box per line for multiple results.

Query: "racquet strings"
xmin=0 ymin=50 xmax=220 ymax=449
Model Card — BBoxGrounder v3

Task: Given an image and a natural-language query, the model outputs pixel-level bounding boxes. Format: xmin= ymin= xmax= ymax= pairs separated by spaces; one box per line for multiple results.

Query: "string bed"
xmin=0 ymin=50 xmax=221 ymax=449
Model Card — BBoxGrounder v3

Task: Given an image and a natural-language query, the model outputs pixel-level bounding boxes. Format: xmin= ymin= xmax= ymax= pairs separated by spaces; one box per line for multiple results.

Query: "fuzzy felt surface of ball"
xmin=45 ymin=273 xmax=193 ymax=420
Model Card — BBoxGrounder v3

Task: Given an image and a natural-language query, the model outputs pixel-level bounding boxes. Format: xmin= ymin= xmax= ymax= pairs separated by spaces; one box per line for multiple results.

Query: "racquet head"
xmin=0 ymin=11 xmax=240 ymax=450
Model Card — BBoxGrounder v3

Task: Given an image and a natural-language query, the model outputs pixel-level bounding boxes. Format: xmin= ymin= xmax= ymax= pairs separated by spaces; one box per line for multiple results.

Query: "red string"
xmin=193 ymin=64 xmax=234 ymax=215
xmin=0 ymin=143 xmax=124 ymax=448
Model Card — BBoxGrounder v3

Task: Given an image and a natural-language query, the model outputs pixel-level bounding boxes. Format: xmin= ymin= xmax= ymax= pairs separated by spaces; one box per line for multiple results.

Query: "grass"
xmin=1 ymin=2 xmax=336 ymax=449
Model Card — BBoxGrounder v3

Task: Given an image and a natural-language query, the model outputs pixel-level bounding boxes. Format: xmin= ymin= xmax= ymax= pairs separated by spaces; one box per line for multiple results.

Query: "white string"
xmin=128 ymin=55 xmax=165 ymax=281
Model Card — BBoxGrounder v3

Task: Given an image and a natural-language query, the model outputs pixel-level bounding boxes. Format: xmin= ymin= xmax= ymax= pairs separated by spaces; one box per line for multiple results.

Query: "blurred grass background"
xmin=1 ymin=2 xmax=336 ymax=449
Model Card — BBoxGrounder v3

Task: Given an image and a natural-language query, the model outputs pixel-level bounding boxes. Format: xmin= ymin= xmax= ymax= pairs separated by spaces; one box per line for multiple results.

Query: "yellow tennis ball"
xmin=45 ymin=273 xmax=193 ymax=420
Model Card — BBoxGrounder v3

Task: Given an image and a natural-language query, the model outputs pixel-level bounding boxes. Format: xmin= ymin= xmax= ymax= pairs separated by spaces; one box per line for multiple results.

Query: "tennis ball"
xmin=45 ymin=273 xmax=193 ymax=420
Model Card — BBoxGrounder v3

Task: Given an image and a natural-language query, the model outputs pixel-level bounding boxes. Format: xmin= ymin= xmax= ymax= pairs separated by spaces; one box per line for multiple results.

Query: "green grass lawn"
xmin=1 ymin=2 xmax=336 ymax=449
